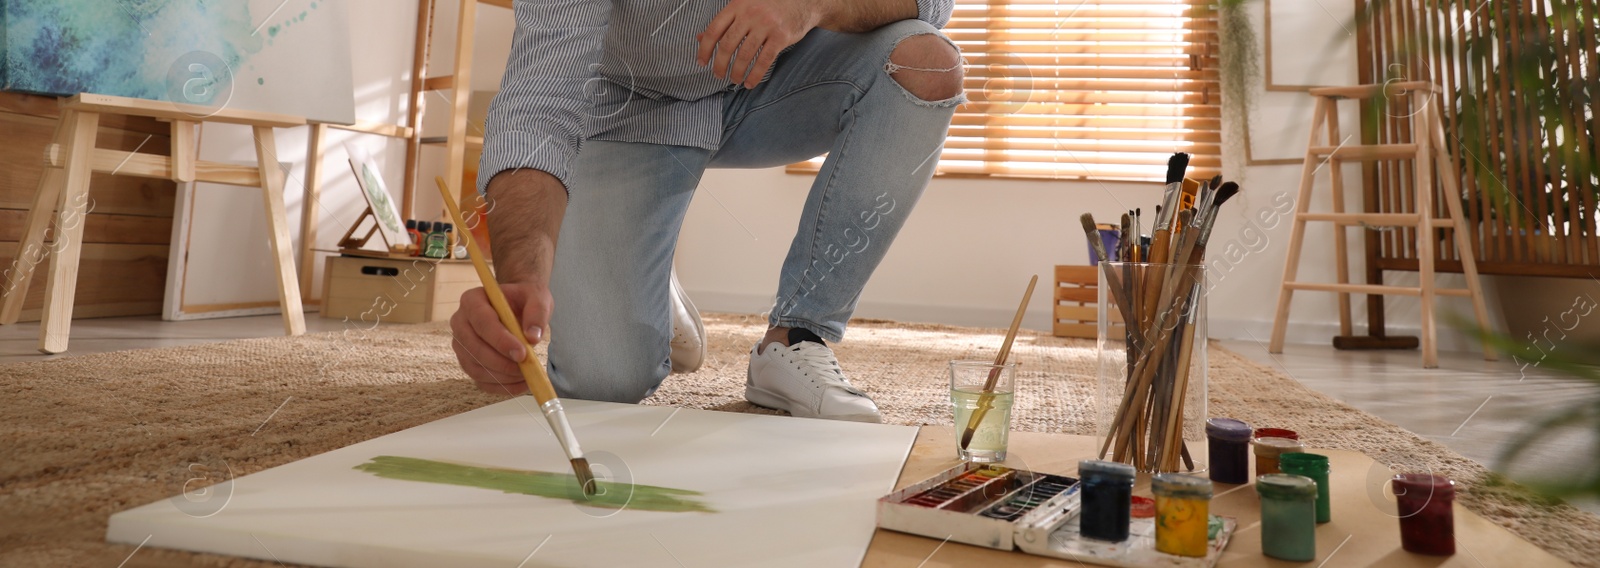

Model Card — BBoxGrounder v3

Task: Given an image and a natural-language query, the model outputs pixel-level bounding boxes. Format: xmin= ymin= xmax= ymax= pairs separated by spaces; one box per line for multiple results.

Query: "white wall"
xmin=166 ymin=0 xmax=417 ymax=312
xmin=294 ymin=0 xmax=422 ymax=300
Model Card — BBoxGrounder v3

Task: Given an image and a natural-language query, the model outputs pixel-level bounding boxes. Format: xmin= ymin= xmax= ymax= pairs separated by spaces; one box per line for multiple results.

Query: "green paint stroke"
xmin=353 ymin=456 xmax=715 ymax=513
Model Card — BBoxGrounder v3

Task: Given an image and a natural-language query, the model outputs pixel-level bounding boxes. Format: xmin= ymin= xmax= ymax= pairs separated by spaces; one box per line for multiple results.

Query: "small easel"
xmin=0 ymin=93 xmax=308 ymax=353
xmin=338 ymin=207 xmax=385 ymax=250
xmin=334 ymin=206 xmax=416 ymax=258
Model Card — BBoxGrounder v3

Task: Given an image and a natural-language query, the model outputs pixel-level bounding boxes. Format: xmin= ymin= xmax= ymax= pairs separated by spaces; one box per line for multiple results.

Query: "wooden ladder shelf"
xmin=1267 ymin=82 xmax=1496 ymax=368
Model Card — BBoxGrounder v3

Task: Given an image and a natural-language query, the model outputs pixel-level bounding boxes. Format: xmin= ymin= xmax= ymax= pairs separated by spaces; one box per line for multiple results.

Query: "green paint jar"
xmin=1279 ymin=452 xmax=1331 ymax=523
xmin=1256 ymin=474 xmax=1318 ymax=561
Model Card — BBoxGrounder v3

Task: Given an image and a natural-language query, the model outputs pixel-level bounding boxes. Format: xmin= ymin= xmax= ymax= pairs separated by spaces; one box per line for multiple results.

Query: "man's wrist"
xmin=483 ymin=168 xmax=567 ymax=290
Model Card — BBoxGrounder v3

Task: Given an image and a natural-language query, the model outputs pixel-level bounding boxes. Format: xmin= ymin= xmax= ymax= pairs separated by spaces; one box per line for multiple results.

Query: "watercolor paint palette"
xmin=877 ymin=463 xmax=1081 ymax=550
xmin=878 ymin=464 xmax=1235 ymax=567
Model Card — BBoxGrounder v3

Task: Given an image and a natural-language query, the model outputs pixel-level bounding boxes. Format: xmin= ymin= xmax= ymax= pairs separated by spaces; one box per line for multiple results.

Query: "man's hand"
xmin=695 ymin=0 xmax=921 ymax=88
xmin=450 ymin=168 xmax=567 ymax=394
xmin=450 ymin=281 xmax=553 ymax=395
xmin=696 ymin=0 xmax=826 ymax=89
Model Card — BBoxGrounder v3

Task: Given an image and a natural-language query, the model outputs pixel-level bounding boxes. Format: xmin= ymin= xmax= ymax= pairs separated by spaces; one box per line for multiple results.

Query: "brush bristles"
xmin=1213 ymin=182 xmax=1241 ymax=208
xmin=571 ymin=458 xmax=597 ymax=497
xmin=1080 ymin=213 xmax=1099 ymax=235
xmin=1166 ymin=153 xmax=1191 ymax=185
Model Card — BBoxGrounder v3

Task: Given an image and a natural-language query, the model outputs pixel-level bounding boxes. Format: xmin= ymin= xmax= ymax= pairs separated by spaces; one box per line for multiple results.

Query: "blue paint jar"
xmin=1257 ymin=474 xmax=1318 ymax=561
xmin=1078 ymin=459 xmax=1136 ymax=542
xmin=1205 ymin=418 xmax=1252 ymax=484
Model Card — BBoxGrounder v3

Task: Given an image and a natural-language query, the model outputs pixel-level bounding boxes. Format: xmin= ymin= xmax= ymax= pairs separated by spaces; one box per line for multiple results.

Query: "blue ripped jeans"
xmin=546 ymin=20 xmax=961 ymax=402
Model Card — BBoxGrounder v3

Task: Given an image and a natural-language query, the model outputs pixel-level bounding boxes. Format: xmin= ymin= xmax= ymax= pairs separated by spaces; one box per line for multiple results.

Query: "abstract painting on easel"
xmin=0 ymin=0 xmax=354 ymax=123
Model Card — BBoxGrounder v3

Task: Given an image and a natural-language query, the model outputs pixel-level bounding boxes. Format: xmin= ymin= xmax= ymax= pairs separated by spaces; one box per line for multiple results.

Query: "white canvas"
xmin=107 ymin=399 xmax=918 ymax=568
xmin=1265 ymin=0 xmax=1359 ymax=90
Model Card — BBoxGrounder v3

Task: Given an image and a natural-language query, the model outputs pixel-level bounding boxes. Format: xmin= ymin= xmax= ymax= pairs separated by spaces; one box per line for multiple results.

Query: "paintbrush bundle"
xmin=1080 ymin=154 xmax=1242 ymax=473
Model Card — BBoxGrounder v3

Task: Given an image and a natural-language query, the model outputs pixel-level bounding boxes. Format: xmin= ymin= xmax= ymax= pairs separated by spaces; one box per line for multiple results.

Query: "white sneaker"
xmin=745 ymin=331 xmax=883 ymax=423
xmin=668 ymin=267 xmax=705 ymax=374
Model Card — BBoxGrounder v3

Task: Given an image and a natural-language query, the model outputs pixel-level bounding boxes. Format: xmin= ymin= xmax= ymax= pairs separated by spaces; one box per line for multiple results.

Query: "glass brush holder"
xmin=1094 ymin=261 xmax=1208 ymax=473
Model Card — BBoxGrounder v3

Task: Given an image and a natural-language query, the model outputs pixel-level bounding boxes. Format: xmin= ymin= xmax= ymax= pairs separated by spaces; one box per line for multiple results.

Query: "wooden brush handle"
xmin=1140 ymin=229 xmax=1173 ymax=331
xmin=962 ymin=275 xmax=1037 ymax=447
xmin=435 ymin=177 xmax=558 ymax=404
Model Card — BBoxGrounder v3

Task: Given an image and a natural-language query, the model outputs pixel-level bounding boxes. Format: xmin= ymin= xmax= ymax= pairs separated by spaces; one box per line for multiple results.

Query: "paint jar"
xmin=1253 ymin=427 xmax=1299 ymax=441
xmin=1152 ymin=473 xmax=1212 ymax=557
xmin=1256 ymin=474 xmax=1318 ymax=561
xmin=1096 ymin=262 xmax=1208 ymax=474
xmin=950 ymin=361 xmax=1017 ymax=462
xmin=405 ymin=219 xmax=421 ymax=256
xmin=415 ymin=221 xmax=432 ymax=255
xmin=1279 ymin=452 xmax=1331 ymax=523
xmin=425 ymin=223 xmax=449 ymax=258
xmin=1205 ymin=418 xmax=1252 ymax=484
xmin=1078 ymin=460 xmax=1136 ymax=542
xmin=1251 ymin=436 xmax=1303 ymax=475
xmin=1394 ymin=473 xmax=1455 ymax=556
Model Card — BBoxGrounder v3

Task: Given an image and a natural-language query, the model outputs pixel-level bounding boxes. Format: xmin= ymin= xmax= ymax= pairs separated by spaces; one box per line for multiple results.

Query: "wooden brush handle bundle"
xmin=1082 ymin=155 xmax=1241 ymax=472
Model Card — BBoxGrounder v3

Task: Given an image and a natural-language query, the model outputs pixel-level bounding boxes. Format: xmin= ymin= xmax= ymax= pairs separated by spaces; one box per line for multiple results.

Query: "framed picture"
xmin=345 ymin=143 xmax=408 ymax=251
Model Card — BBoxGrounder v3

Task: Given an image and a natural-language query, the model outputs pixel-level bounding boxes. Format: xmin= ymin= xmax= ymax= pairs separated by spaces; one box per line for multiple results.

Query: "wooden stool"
xmin=1268 ymin=82 xmax=1495 ymax=368
xmin=0 ymin=94 xmax=307 ymax=353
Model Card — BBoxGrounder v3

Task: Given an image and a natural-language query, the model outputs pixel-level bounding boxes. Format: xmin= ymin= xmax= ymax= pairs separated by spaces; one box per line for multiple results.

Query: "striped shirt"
xmin=478 ymin=0 xmax=954 ymax=194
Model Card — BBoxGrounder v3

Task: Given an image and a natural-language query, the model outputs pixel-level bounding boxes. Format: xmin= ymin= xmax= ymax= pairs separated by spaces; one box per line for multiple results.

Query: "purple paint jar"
xmin=1394 ymin=473 xmax=1455 ymax=556
xmin=1205 ymin=418 xmax=1252 ymax=484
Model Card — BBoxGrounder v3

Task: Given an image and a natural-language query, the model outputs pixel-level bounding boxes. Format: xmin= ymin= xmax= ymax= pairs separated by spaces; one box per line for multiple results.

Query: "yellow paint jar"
xmin=1152 ymin=473 xmax=1213 ymax=557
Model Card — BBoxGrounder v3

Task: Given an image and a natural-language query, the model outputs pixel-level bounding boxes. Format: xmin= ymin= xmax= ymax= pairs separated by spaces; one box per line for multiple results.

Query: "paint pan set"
xmin=878 ymin=463 xmax=1236 ymax=566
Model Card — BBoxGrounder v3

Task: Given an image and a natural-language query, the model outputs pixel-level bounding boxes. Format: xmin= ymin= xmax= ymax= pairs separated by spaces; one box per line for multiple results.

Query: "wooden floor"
xmin=1220 ymin=338 xmax=1600 ymax=515
xmin=2 ymin=314 xmax=1594 ymax=516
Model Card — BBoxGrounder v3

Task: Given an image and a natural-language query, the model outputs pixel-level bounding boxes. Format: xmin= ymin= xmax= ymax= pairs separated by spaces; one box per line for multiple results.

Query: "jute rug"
xmin=1 ymin=313 xmax=1594 ymax=566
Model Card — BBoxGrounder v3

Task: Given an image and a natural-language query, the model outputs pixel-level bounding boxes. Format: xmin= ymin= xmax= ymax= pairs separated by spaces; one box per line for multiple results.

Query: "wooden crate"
xmin=321 ymin=254 xmax=479 ymax=325
xmin=1052 ymin=265 xmax=1124 ymax=339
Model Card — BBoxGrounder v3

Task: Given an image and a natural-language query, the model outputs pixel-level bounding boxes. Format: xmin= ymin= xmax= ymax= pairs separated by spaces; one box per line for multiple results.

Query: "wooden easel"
xmin=0 ymin=93 xmax=307 ymax=353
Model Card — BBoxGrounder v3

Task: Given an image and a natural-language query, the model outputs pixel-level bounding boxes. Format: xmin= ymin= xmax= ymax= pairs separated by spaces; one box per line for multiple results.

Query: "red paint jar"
xmin=1393 ymin=473 xmax=1455 ymax=556
xmin=1253 ymin=427 xmax=1299 ymax=441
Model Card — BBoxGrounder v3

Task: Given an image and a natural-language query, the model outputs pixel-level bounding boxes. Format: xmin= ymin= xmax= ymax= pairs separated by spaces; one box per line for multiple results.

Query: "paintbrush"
xmin=959 ymin=275 xmax=1038 ymax=450
xmin=1080 ymin=214 xmax=1137 ymax=329
xmin=1138 ymin=154 xmax=1188 ymax=335
xmin=1151 ymin=181 xmax=1240 ymax=470
xmin=433 ymin=177 xmax=597 ymax=497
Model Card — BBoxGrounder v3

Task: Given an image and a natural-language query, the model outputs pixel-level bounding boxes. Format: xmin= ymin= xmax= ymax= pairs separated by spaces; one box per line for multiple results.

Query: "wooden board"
xmin=107 ymin=400 xmax=919 ymax=568
xmin=1053 ymin=265 xmax=1123 ymax=339
xmin=0 ymin=210 xmax=172 ymax=245
xmin=0 ymin=243 xmax=168 ymax=322
xmin=865 ymin=429 xmax=1570 ymax=567
xmin=0 ymin=92 xmax=174 ymax=322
